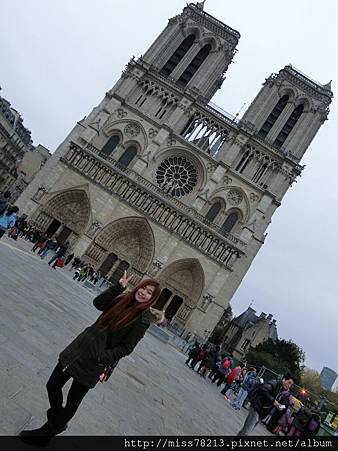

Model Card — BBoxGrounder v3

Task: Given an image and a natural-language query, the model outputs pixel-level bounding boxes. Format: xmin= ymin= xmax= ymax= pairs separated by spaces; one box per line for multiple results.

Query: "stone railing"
xmin=85 ymin=142 xmax=246 ymax=248
xmin=61 ymin=143 xmax=245 ymax=267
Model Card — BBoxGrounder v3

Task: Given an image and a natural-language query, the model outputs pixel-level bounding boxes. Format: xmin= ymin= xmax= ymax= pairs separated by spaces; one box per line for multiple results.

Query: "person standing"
xmin=266 ymin=376 xmax=294 ymax=432
xmin=185 ymin=341 xmax=200 ymax=367
xmin=237 ymin=373 xmax=295 ymax=436
xmin=0 ymin=206 xmax=19 ymax=239
xmin=212 ymin=355 xmax=233 ymax=386
xmin=232 ymin=368 xmax=257 ymax=410
xmin=48 ymin=241 xmax=70 ymax=268
xmin=19 ymin=271 xmax=162 ymax=445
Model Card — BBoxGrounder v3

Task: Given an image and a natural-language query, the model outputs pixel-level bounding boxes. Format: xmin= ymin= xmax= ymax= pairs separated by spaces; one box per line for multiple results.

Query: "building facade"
xmin=320 ymin=367 xmax=337 ymax=391
xmin=0 ymin=91 xmax=34 ymax=197
xmin=220 ymin=307 xmax=278 ymax=361
xmin=16 ymin=3 xmax=332 ymax=338
xmin=11 ymin=144 xmax=51 ymax=201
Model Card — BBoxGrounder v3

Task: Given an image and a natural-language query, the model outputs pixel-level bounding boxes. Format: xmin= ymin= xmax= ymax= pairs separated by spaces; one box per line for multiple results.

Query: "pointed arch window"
xmin=258 ymin=95 xmax=289 ymax=139
xmin=221 ymin=212 xmax=239 ymax=234
xmin=118 ymin=145 xmax=137 ymax=168
xmin=205 ymin=201 xmax=222 ymax=223
xmin=160 ymin=34 xmax=195 ymax=78
xmin=100 ymin=135 xmax=120 ymax=157
xmin=273 ymin=104 xmax=304 ymax=149
xmin=177 ymin=44 xmax=211 ymax=88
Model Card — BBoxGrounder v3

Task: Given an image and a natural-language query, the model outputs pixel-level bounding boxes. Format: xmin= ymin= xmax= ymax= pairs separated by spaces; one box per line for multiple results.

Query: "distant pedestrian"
xmin=48 ymin=242 xmax=70 ymax=268
xmin=40 ymin=238 xmax=58 ymax=259
xmin=221 ymin=363 xmax=244 ymax=396
xmin=212 ymin=355 xmax=233 ymax=386
xmin=232 ymin=368 xmax=257 ymax=410
xmin=185 ymin=342 xmax=200 ymax=367
xmin=0 ymin=206 xmax=19 ymax=239
xmin=64 ymin=253 xmax=74 ymax=266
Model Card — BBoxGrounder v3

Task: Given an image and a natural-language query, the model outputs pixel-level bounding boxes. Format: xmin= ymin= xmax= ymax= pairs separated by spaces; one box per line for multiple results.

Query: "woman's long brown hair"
xmin=97 ymin=278 xmax=161 ymax=330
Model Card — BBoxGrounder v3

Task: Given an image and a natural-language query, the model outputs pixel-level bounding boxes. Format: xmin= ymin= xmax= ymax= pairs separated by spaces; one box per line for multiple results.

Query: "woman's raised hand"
xmin=119 ymin=270 xmax=132 ymax=288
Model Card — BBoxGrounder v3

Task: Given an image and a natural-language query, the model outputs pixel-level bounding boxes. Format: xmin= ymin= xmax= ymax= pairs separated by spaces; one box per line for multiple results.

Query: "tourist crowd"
xmin=183 ymin=338 xmax=321 ymax=436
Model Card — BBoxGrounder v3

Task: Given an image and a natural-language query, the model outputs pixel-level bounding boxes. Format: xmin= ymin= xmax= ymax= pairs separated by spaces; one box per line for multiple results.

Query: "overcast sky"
xmin=1 ymin=0 xmax=337 ymax=377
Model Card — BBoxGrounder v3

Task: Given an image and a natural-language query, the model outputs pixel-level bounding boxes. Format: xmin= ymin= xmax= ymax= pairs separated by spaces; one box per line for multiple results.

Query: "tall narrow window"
xmin=118 ymin=146 xmax=137 ymax=168
xmin=235 ymin=150 xmax=253 ymax=174
xmin=258 ymin=95 xmax=289 ymax=139
xmin=273 ymin=104 xmax=304 ymax=149
xmin=221 ymin=212 xmax=239 ymax=234
xmin=100 ymin=135 xmax=120 ymax=157
xmin=205 ymin=201 xmax=222 ymax=223
xmin=160 ymin=34 xmax=195 ymax=78
xmin=177 ymin=44 xmax=211 ymax=88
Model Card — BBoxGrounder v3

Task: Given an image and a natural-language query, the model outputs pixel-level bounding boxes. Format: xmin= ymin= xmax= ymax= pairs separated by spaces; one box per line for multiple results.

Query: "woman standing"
xmin=0 ymin=205 xmax=19 ymax=239
xmin=19 ymin=271 xmax=162 ymax=445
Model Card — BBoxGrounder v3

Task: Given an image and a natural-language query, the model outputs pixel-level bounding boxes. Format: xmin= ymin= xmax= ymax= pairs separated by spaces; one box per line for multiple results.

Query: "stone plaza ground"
xmin=0 ymin=236 xmax=270 ymax=436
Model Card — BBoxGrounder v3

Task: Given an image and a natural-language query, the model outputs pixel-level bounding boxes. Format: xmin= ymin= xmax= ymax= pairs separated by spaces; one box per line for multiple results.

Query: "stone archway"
xmin=83 ymin=216 xmax=155 ymax=286
xmin=157 ymin=258 xmax=205 ymax=325
xmin=34 ymin=189 xmax=91 ymax=244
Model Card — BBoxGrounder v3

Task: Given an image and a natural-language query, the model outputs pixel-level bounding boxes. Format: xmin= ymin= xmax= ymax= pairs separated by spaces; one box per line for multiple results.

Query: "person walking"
xmin=0 ymin=205 xmax=19 ymax=239
xmin=64 ymin=253 xmax=74 ymax=267
xmin=48 ymin=241 xmax=70 ymax=268
xmin=40 ymin=238 xmax=58 ymax=259
xmin=237 ymin=373 xmax=295 ymax=436
xmin=19 ymin=271 xmax=162 ymax=445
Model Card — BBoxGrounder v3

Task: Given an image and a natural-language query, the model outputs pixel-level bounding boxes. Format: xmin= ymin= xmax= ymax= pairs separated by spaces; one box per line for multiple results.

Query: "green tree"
xmin=246 ymin=338 xmax=305 ymax=383
xmin=300 ymin=368 xmax=338 ymax=410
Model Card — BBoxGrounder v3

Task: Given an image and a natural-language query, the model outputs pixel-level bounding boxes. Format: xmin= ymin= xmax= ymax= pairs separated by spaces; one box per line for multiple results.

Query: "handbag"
xmin=56 ymin=257 xmax=65 ymax=267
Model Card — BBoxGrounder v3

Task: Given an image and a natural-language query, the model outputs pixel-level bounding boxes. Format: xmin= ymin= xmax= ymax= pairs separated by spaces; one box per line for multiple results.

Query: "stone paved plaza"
xmin=0 ymin=236 xmax=270 ymax=436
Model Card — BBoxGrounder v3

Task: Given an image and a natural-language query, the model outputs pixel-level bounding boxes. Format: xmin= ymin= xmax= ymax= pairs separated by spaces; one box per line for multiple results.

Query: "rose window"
xmin=155 ymin=156 xmax=198 ymax=197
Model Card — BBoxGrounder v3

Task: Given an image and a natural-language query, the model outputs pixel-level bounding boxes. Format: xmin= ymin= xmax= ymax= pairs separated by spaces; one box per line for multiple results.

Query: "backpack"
xmin=307 ymin=417 xmax=319 ymax=433
xmin=243 ymin=373 xmax=257 ymax=391
xmin=223 ymin=358 xmax=232 ymax=370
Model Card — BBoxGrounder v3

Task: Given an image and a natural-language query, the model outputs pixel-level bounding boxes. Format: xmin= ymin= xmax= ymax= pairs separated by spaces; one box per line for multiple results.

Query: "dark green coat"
xmin=59 ymin=283 xmax=153 ymax=388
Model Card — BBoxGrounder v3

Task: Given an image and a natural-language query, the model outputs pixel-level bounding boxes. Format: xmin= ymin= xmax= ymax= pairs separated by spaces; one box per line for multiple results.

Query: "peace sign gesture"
xmin=119 ymin=270 xmax=132 ymax=288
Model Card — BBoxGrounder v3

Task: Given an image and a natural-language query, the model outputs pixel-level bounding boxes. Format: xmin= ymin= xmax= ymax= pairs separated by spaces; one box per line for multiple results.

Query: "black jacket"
xmin=249 ymin=380 xmax=279 ymax=419
xmin=59 ymin=283 xmax=154 ymax=388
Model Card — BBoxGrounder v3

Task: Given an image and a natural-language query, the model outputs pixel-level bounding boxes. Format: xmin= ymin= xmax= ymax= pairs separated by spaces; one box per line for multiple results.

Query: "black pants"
xmin=212 ymin=371 xmax=225 ymax=386
xmin=0 ymin=229 xmax=6 ymax=239
xmin=48 ymin=254 xmax=60 ymax=267
xmin=46 ymin=361 xmax=89 ymax=427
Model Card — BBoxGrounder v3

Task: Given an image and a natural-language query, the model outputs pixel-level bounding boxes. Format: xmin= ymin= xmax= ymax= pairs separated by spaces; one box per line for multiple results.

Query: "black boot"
xmin=46 ymin=408 xmax=68 ymax=430
xmin=19 ymin=420 xmax=66 ymax=446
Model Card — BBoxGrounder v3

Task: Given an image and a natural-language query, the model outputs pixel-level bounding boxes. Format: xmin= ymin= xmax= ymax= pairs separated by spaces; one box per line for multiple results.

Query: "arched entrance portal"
xmin=83 ymin=216 xmax=155 ymax=286
xmin=157 ymin=258 xmax=205 ymax=326
xmin=34 ymin=189 xmax=91 ymax=244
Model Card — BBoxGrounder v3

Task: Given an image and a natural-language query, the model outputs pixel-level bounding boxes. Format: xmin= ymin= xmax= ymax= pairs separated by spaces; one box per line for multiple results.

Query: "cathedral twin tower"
xmin=18 ymin=3 xmax=332 ymax=337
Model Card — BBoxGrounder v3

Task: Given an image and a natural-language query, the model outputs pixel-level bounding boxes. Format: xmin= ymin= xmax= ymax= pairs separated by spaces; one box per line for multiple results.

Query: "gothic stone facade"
xmin=16 ymin=3 xmax=332 ymax=338
xmin=0 ymin=93 xmax=33 ymax=198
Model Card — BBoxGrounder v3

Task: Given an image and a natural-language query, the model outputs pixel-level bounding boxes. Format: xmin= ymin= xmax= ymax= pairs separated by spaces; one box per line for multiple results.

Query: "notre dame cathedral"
xmin=17 ymin=2 xmax=332 ymax=338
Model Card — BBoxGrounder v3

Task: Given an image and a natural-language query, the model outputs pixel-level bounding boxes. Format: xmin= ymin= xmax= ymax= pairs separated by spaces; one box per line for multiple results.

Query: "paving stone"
xmin=0 ymin=237 xmax=271 ymax=436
